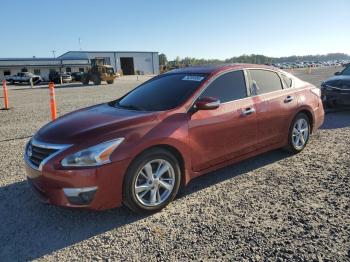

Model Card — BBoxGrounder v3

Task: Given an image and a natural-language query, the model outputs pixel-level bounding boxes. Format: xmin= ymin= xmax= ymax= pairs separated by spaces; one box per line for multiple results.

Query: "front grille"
xmin=27 ymin=142 xmax=58 ymax=169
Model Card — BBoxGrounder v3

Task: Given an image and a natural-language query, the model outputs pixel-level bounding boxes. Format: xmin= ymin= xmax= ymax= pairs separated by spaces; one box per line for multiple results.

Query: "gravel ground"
xmin=0 ymin=68 xmax=349 ymax=261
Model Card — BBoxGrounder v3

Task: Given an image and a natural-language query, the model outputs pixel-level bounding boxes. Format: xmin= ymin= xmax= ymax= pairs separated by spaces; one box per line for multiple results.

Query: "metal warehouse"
xmin=0 ymin=51 xmax=159 ymax=81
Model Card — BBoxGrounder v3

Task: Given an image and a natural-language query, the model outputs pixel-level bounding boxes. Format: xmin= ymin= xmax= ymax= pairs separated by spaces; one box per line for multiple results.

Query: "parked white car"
xmin=6 ymin=72 xmax=42 ymax=85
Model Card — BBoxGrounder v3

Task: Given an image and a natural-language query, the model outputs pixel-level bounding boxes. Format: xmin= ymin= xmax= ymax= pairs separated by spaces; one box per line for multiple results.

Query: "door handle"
xmin=284 ymin=95 xmax=294 ymax=103
xmin=242 ymin=107 xmax=256 ymax=116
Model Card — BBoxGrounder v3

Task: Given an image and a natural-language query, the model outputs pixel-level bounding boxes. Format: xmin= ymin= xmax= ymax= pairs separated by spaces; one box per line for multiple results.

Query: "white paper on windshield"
xmin=182 ymin=76 xmax=205 ymax=82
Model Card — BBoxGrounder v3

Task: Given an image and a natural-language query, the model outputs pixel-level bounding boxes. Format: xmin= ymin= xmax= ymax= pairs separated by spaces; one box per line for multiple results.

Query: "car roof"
xmin=166 ymin=63 xmax=280 ymax=75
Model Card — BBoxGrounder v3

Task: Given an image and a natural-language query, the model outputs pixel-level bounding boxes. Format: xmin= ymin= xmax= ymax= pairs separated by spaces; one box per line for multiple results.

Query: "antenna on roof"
xmin=52 ymin=50 xmax=56 ymax=59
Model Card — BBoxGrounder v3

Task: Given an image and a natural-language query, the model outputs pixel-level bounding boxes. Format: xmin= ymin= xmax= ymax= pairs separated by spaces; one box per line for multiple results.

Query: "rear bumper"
xmin=25 ymin=157 xmax=131 ymax=210
xmin=313 ymin=103 xmax=325 ymax=132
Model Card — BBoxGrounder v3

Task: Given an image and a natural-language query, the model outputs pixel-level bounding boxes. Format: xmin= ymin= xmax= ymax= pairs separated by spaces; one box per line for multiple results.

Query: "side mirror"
xmin=194 ymin=97 xmax=220 ymax=110
xmin=334 ymin=72 xmax=341 ymax=75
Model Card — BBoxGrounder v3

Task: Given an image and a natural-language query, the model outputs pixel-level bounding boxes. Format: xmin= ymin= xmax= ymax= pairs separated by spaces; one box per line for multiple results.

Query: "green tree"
xmin=159 ymin=53 xmax=168 ymax=66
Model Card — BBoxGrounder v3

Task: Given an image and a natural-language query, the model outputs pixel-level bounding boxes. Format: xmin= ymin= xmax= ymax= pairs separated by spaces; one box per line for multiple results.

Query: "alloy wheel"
xmin=134 ymin=159 xmax=175 ymax=207
xmin=292 ymin=118 xmax=309 ymax=150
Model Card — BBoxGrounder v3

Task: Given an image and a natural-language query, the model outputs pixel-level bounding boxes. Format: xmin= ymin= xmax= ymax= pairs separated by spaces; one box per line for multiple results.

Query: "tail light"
xmin=310 ymin=87 xmax=321 ymax=97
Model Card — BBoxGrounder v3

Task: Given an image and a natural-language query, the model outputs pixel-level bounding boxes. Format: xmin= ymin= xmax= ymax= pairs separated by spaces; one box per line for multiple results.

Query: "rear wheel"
xmin=285 ymin=113 xmax=310 ymax=153
xmin=106 ymin=80 xmax=114 ymax=84
xmin=92 ymin=76 xmax=101 ymax=85
xmin=123 ymin=148 xmax=181 ymax=213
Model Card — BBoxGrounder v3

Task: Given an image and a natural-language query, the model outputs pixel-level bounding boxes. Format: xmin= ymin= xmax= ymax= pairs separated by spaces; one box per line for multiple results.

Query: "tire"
xmin=92 ymin=75 xmax=101 ymax=85
xmin=285 ymin=113 xmax=310 ymax=154
xmin=106 ymin=80 xmax=114 ymax=84
xmin=82 ymin=76 xmax=89 ymax=85
xmin=123 ymin=148 xmax=181 ymax=214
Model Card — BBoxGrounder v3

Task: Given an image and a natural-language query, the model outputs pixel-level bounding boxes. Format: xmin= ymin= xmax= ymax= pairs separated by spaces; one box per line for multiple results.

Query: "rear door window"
xmin=248 ymin=69 xmax=283 ymax=95
xmin=199 ymin=70 xmax=247 ymax=103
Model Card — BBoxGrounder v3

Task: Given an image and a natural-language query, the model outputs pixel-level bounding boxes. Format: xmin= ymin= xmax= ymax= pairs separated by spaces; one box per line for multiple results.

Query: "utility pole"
xmin=78 ymin=37 xmax=82 ymax=51
xmin=52 ymin=50 xmax=56 ymax=59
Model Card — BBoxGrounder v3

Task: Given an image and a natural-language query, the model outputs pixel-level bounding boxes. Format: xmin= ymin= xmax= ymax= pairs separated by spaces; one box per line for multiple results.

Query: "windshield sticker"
xmin=182 ymin=76 xmax=205 ymax=82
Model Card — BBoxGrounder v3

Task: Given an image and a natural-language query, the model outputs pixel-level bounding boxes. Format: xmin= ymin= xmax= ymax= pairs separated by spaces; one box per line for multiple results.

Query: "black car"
xmin=71 ymin=72 xmax=84 ymax=82
xmin=49 ymin=72 xmax=72 ymax=84
xmin=321 ymin=65 xmax=350 ymax=107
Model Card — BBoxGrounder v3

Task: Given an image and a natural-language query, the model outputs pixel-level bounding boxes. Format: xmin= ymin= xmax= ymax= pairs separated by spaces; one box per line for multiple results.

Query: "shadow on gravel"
xmin=0 ymin=149 xmax=292 ymax=260
xmin=321 ymin=110 xmax=350 ymax=129
xmin=183 ymin=149 xmax=291 ymax=197
xmin=0 ymin=181 xmax=145 ymax=260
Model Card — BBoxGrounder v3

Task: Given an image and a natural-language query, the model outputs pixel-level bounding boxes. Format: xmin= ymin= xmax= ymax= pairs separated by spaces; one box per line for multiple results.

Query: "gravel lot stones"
xmin=0 ymin=69 xmax=349 ymax=261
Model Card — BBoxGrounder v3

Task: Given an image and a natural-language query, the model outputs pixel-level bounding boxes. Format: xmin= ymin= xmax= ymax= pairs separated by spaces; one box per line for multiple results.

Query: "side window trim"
xmin=280 ymin=73 xmax=293 ymax=89
xmin=243 ymin=69 xmax=252 ymax=96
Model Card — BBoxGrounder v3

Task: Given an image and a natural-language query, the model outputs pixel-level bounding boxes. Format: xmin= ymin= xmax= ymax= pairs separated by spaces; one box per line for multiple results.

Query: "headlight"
xmin=61 ymin=138 xmax=124 ymax=167
xmin=321 ymin=84 xmax=333 ymax=91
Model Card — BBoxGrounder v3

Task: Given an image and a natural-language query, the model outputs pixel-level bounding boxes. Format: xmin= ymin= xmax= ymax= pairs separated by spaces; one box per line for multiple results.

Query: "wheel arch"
xmin=127 ymin=143 xmax=188 ymax=190
xmin=295 ymin=108 xmax=314 ymax=133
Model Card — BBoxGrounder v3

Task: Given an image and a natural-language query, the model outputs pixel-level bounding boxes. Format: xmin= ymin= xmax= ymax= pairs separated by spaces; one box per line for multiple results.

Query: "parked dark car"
xmin=24 ymin=64 xmax=324 ymax=213
xmin=321 ymin=65 xmax=350 ymax=107
xmin=49 ymin=72 xmax=72 ymax=84
xmin=71 ymin=72 xmax=84 ymax=82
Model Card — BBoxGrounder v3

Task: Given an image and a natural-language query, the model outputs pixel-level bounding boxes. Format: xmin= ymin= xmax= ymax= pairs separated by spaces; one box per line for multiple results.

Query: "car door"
xmin=14 ymin=73 xmax=20 ymax=81
xmin=247 ymin=69 xmax=298 ymax=148
xmin=188 ymin=70 xmax=258 ymax=172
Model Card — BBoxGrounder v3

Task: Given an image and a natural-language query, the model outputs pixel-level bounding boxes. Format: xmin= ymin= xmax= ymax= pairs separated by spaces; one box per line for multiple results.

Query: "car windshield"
xmin=116 ymin=73 xmax=207 ymax=111
xmin=341 ymin=66 xmax=350 ymax=76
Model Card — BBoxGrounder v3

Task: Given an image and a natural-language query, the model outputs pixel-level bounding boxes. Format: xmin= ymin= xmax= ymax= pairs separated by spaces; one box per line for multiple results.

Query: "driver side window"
xmin=342 ymin=66 xmax=350 ymax=76
xmin=200 ymin=70 xmax=247 ymax=103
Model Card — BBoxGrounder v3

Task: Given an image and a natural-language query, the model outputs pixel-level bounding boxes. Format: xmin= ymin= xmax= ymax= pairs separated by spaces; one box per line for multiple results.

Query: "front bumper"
xmin=25 ymin=157 xmax=131 ymax=210
xmin=321 ymin=88 xmax=350 ymax=106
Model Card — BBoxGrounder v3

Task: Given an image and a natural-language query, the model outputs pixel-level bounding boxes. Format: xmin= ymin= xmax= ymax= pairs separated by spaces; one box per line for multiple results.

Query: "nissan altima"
xmin=24 ymin=64 xmax=324 ymax=213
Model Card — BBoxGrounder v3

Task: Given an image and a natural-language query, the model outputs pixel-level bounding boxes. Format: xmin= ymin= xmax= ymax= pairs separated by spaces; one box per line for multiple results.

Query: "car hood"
xmin=324 ymin=75 xmax=350 ymax=86
xmin=35 ymin=103 xmax=158 ymax=144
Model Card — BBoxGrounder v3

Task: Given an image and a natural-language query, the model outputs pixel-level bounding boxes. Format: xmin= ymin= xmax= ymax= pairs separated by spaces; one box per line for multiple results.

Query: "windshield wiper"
xmin=117 ymin=102 xmax=144 ymax=111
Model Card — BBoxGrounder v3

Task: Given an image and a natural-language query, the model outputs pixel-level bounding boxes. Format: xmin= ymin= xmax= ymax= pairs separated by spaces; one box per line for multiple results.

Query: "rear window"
xmin=117 ymin=73 xmax=207 ymax=111
xmin=249 ymin=70 xmax=283 ymax=95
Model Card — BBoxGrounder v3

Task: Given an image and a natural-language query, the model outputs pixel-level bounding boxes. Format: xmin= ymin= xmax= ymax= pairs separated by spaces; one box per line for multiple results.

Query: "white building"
xmin=58 ymin=51 xmax=159 ymax=75
xmin=0 ymin=51 xmax=159 ymax=80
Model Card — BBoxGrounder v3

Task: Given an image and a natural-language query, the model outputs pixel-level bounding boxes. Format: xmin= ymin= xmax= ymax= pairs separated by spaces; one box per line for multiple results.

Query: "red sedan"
xmin=24 ymin=64 xmax=324 ymax=213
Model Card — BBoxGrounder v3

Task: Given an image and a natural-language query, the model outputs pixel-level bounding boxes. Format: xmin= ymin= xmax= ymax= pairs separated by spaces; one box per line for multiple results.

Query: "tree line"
xmin=159 ymin=53 xmax=350 ymax=68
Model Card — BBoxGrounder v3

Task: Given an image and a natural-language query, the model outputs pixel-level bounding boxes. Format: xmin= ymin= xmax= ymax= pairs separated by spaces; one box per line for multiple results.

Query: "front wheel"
xmin=123 ymin=148 xmax=181 ymax=213
xmin=106 ymin=80 xmax=114 ymax=84
xmin=285 ymin=113 xmax=310 ymax=153
xmin=82 ymin=76 xmax=89 ymax=85
xmin=92 ymin=75 xmax=101 ymax=85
